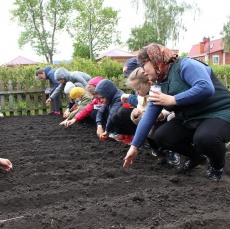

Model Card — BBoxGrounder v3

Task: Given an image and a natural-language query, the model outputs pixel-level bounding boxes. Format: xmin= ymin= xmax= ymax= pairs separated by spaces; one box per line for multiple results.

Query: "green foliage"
xmin=70 ymin=0 xmax=121 ymax=60
xmin=131 ymin=0 xmax=200 ymax=46
xmin=221 ymin=16 xmax=230 ymax=52
xmin=127 ymin=23 xmax=159 ymax=51
xmin=72 ymin=41 xmax=90 ymax=59
xmin=1 ymin=59 xmax=230 ymax=116
xmin=179 ymin=52 xmax=188 ymax=58
xmin=211 ymin=64 xmax=230 ymax=77
xmin=11 ymin=0 xmax=73 ymax=63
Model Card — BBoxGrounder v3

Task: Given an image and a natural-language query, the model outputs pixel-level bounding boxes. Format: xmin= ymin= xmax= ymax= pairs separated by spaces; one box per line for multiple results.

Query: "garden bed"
xmin=0 ymin=115 xmax=230 ymax=229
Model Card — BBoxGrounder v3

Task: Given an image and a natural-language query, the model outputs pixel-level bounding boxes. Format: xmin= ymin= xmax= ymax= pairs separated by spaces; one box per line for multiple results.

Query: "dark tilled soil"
xmin=0 ymin=115 xmax=230 ymax=229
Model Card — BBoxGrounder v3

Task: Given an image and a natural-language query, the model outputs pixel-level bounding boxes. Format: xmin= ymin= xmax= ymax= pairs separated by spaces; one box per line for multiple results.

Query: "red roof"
xmin=7 ymin=56 xmax=37 ymax=65
xmin=188 ymin=38 xmax=223 ymax=57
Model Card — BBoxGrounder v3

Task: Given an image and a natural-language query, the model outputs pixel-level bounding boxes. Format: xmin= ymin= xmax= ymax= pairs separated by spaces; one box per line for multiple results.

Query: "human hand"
xmin=100 ymin=131 xmax=109 ymax=141
xmin=0 ymin=113 xmax=4 ymax=118
xmin=148 ymin=91 xmax=176 ymax=106
xmin=157 ymin=112 xmax=165 ymax=122
xmin=59 ymin=120 xmax=67 ymax=126
xmin=123 ymin=145 xmax=138 ymax=167
xmin=0 ymin=158 xmax=12 ymax=171
xmin=65 ymin=119 xmax=76 ymax=127
xmin=45 ymin=88 xmax=52 ymax=94
xmin=121 ymin=93 xmax=130 ymax=103
xmin=63 ymin=110 xmax=70 ymax=119
xmin=97 ymin=125 xmax=104 ymax=138
xmin=46 ymin=98 xmax=52 ymax=104
xmin=132 ymin=108 xmax=142 ymax=117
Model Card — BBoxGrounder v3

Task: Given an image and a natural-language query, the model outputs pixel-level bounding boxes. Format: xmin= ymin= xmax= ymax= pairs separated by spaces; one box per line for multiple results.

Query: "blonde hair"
xmin=126 ymin=67 xmax=149 ymax=88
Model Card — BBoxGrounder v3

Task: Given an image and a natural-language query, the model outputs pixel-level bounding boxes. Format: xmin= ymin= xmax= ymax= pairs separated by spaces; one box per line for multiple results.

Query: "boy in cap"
xmin=59 ymin=87 xmax=92 ymax=126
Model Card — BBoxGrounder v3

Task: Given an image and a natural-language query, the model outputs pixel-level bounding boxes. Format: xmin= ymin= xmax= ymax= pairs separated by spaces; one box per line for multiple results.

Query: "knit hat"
xmin=87 ymin=76 xmax=104 ymax=87
xmin=64 ymin=82 xmax=75 ymax=94
xmin=69 ymin=87 xmax=85 ymax=99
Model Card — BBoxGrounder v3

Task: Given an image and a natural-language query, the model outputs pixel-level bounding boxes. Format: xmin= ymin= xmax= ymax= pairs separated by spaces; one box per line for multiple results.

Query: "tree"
xmin=131 ymin=0 xmax=199 ymax=47
xmin=11 ymin=0 xmax=73 ymax=63
xmin=127 ymin=22 xmax=159 ymax=51
xmin=70 ymin=0 xmax=121 ymax=60
xmin=72 ymin=41 xmax=90 ymax=59
xmin=221 ymin=16 xmax=230 ymax=52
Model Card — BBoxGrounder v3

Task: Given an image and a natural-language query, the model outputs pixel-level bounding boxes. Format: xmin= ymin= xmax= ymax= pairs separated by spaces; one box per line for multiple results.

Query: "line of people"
xmin=1 ymin=43 xmax=230 ymax=183
xmin=48 ymin=44 xmax=230 ymax=182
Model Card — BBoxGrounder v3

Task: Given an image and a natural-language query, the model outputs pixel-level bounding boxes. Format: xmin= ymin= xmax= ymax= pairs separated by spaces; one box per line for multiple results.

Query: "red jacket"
xmin=74 ymin=97 xmax=100 ymax=122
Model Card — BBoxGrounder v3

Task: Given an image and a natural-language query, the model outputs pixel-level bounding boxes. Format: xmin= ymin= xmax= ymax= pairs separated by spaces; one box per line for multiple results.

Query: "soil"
xmin=0 ymin=115 xmax=230 ymax=229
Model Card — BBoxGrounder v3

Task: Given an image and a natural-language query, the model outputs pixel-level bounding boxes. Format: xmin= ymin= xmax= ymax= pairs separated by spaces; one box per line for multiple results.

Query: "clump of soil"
xmin=0 ymin=115 xmax=230 ymax=229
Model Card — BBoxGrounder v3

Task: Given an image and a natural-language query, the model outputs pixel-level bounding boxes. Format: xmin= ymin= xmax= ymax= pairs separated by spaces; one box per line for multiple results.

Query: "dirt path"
xmin=0 ymin=115 xmax=230 ymax=229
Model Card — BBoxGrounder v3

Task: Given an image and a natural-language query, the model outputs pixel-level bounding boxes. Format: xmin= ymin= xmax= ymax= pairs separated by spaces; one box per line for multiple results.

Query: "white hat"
xmin=64 ymin=82 xmax=75 ymax=94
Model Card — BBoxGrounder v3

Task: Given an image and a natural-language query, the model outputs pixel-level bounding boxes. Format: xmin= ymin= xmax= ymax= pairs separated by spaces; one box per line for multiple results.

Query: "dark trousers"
xmin=154 ymin=118 xmax=230 ymax=169
xmin=111 ymin=107 xmax=137 ymax=135
xmin=53 ymin=93 xmax=62 ymax=112
xmin=79 ymin=109 xmax=98 ymax=126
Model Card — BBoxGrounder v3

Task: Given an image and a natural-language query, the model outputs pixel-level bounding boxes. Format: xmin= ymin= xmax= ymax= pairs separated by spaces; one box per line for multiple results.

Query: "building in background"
xmin=187 ymin=37 xmax=230 ymax=65
xmin=6 ymin=56 xmax=37 ymax=67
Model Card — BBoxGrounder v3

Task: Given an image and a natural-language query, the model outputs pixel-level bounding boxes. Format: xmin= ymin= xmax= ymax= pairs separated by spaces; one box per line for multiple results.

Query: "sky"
xmin=0 ymin=0 xmax=229 ymax=65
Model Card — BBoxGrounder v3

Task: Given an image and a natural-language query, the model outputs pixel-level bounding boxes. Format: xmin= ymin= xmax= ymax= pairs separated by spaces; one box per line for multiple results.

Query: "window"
xmin=212 ymin=55 xmax=219 ymax=64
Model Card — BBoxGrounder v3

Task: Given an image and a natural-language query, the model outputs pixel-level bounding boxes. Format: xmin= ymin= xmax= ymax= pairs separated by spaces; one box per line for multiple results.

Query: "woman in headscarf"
xmin=123 ymin=43 xmax=230 ymax=182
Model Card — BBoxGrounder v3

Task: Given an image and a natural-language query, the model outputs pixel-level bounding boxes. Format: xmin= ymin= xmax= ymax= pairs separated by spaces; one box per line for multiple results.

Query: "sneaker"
xmin=177 ymin=155 xmax=207 ymax=174
xmin=204 ymin=165 xmax=223 ymax=182
xmin=115 ymin=134 xmax=126 ymax=141
xmin=151 ymin=147 xmax=164 ymax=157
xmin=168 ymin=152 xmax=180 ymax=165
xmin=122 ymin=135 xmax=134 ymax=145
xmin=48 ymin=111 xmax=60 ymax=115
xmin=109 ymin=133 xmax=119 ymax=139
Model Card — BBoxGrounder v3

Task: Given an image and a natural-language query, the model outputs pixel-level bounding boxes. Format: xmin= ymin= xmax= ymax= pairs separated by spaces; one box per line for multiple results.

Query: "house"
xmin=187 ymin=37 xmax=230 ymax=65
xmin=96 ymin=48 xmax=136 ymax=63
xmin=6 ymin=56 xmax=37 ymax=66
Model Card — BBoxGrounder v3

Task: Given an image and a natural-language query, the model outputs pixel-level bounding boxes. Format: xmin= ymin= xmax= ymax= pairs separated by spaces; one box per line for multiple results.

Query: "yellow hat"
xmin=69 ymin=87 xmax=85 ymax=99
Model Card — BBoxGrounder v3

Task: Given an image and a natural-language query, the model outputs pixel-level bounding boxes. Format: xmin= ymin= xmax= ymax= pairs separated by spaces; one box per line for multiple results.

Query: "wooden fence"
xmin=0 ymin=80 xmax=53 ymax=116
xmin=0 ymin=75 xmax=229 ymax=116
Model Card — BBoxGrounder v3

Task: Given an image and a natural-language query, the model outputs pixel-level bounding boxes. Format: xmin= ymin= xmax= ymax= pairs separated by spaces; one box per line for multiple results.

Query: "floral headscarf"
xmin=138 ymin=43 xmax=178 ymax=82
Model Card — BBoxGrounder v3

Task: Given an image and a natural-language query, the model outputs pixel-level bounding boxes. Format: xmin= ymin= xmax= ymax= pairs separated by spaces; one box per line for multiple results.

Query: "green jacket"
xmin=67 ymin=92 xmax=93 ymax=120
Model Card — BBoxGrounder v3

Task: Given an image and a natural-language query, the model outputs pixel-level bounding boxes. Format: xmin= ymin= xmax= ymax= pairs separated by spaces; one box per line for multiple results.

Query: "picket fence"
xmin=0 ymin=79 xmax=53 ymax=116
xmin=0 ymin=75 xmax=229 ymax=116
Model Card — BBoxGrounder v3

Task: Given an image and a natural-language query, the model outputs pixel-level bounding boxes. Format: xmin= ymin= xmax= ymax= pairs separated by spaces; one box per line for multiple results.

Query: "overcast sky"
xmin=0 ymin=0 xmax=229 ymax=64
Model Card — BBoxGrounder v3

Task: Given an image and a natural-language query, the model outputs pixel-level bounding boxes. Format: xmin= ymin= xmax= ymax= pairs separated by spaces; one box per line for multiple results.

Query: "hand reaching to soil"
xmin=97 ymin=125 xmax=104 ymax=139
xmin=0 ymin=158 xmax=12 ymax=171
xmin=59 ymin=120 xmax=68 ymax=126
xmin=64 ymin=119 xmax=76 ymax=127
xmin=0 ymin=112 xmax=4 ymax=118
xmin=100 ymin=131 xmax=109 ymax=141
xmin=123 ymin=146 xmax=138 ymax=168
